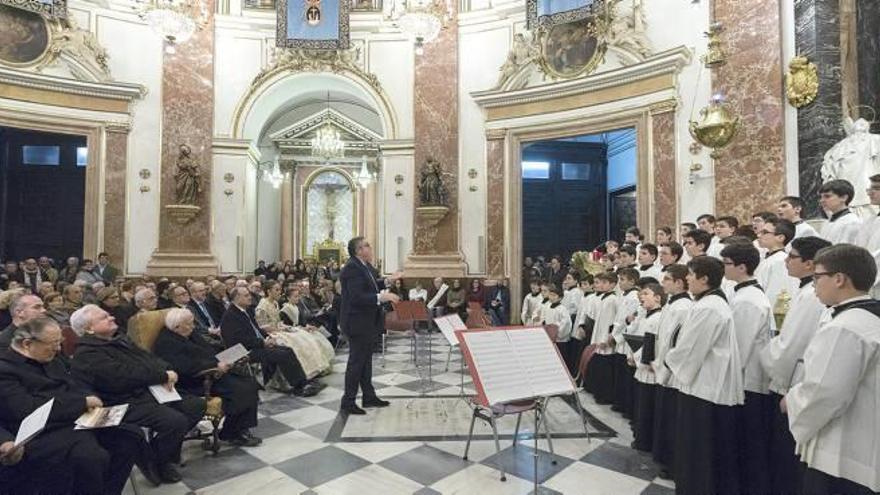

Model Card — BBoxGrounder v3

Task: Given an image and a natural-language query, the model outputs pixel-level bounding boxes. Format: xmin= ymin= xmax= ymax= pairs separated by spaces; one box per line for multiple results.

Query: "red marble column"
xmin=147 ymin=0 xmax=219 ymax=276
xmin=412 ymin=6 xmax=459 ymax=254
xmin=651 ymin=108 xmax=677 ymax=230
xmin=485 ymin=131 xmax=505 ymax=278
xmin=103 ymin=126 xmax=129 ymax=272
xmin=712 ymin=0 xmax=787 ymax=220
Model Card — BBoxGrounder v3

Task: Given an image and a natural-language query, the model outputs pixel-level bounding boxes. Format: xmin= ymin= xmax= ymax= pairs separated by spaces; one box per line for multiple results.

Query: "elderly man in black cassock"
xmin=0 ymin=317 xmax=140 ymax=494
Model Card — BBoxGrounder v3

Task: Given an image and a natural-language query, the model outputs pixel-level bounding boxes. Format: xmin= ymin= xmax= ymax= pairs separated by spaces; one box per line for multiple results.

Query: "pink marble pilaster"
xmin=712 ymin=0 xmax=786 ymax=220
xmin=651 ymin=109 xmax=677 ymax=230
xmin=485 ymin=133 xmax=505 ymax=278
xmin=412 ymin=6 xmax=459 ymax=255
xmin=103 ymin=126 xmax=128 ymax=271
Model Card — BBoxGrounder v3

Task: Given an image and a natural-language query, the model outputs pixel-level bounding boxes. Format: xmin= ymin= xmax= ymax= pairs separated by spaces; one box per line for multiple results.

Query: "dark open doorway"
xmin=520 ymin=128 xmax=637 ymax=264
xmin=0 ymin=126 xmax=87 ymax=262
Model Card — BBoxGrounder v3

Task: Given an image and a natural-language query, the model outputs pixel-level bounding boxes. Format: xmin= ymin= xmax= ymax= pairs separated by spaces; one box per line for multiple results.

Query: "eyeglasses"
xmin=813 ymin=271 xmax=838 ymax=281
xmin=786 ymin=253 xmax=802 ymax=260
xmin=759 ymin=230 xmax=776 ymax=236
xmin=29 ymin=337 xmax=62 ymax=347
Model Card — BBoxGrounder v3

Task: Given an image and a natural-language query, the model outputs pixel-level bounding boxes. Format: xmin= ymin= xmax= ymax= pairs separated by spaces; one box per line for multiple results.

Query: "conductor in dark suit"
xmin=339 ymin=237 xmax=401 ymax=415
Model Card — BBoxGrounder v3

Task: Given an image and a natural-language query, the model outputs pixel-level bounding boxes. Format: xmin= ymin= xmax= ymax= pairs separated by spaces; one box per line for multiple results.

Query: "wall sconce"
xmin=395 ymin=190 xmax=403 ymax=198
xmin=224 ymin=173 xmax=235 ymax=183
xmin=469 ymin=185 xmax=478 ymax=192
xmin=139 ymin=184 xmax=150 ymax=193
xmin=394 ymin=174 xmax=404 ymax=184
xmin=224 ymin=188 xmax=234 ymax=197
xmin=468 ymin=168 xmax=478 ymax=179
xmin=688 ymin=162 xmax=704 ymax=185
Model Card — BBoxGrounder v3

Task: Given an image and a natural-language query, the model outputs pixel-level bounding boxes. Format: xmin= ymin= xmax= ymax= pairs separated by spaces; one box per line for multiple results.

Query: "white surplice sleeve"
xmin=665 ymin=306 xmax=720 ymax=386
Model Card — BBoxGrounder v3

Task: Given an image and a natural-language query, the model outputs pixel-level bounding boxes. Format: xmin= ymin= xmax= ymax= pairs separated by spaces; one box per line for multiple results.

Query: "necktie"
xmin=199 ymin=301 xmax=216 ymax=327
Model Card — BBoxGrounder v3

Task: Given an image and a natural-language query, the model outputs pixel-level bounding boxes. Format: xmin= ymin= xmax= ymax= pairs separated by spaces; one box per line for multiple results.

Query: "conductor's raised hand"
xmin=379 ymin=291 xmax=400 ymax=304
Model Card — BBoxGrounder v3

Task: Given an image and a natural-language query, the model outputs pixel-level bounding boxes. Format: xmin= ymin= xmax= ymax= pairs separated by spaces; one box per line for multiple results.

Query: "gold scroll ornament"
xmin=786 ymin=56 xmax=819 ymax=108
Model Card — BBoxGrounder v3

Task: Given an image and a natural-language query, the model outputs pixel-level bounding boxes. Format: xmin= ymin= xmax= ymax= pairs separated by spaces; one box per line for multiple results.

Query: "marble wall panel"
xmin=157 ymin=0 xmax=215 ymax=253
xmin=412 ymin=9 xmax=459 ymax=254
xmin=103 ymin=128 xmax=128 ymax=269
xmin=713 ymin=0 xmax=786 ymax=220
xmin=651 ymin=110 xmax=677 ymax=230
xmin=795 ymin=0 xmax=844 ymax=218
xmin=485 ymin=136 xmax=504 ymax=278
xmin=856 ymin=0 xmax=880 ymax=134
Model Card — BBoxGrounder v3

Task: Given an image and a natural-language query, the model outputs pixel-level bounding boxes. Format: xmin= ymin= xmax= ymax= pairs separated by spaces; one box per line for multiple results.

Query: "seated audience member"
xmin=155 ymin=280 xmax=174 ymax=309
xmin=0 ymin=294 xmax=46 ymax=351
xmin=428 ymin=277 xmax=448 ymax=316
xmin=1 ymin=262 xmax=23 ymax=291
xmin=19 ymin=259 xmax=46 ymax=295
xmin=37 ymin=281 xmax=53 ymax=298
xmin=57 ymin=257 xmax=80 ymax=284
xmin=42 ymin=291 xmax=69 ymax=325
xmin=38 ymin=256 xmax=58 ymax=284
xmin=62 ymin=283 xmax=84 ymax=313
xmin=484 ymin=279 xmax=511 ymax=326
xmin=446 ymin=279 xmax=467 ymax=320
xmin=134 ymin=287 xmax=159 ymax=313
xmin=97 ymin=287 xmax=136 ymax=332
xmin=75 ymin=259 xmax=101 ymax=285
xmin=0 ymin=317 xmax=139 ymax=494
xmin=0 ymin=424 xmax=25 ymax=485
xmin=188 ymin=282 xmax=222 ymax=338
xmin=94 ymin=252 xmax=118 ymax=284
xmin=206 ymin=280 xmax=229 ymax=324
xmin=169 ymin=285 xmax=191 ymax=311
xmin=408 ymin=280 xmax=428 ymax=302
xmin=70 ymin=305 xmax=206 ymax=484
xmin=784 ymin=244 xmax=880 ymax=495
xmin=221 ymin=287 xmax=322 ymax=397
xmin=467 ymin=279 xmax=486 ymax=307
xmin=153 ymin=308 xmax=261 ymax=447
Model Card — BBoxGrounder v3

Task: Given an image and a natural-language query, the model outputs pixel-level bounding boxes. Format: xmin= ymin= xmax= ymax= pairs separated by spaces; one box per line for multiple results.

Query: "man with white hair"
xmin=154 ymin=308 xmax=261 ymax=447
xmin=0 ymin=294 xmax=46 ymax=351
xmin=134 ymin=288 xmax=158 ymax=312
xmin=70 ymin=305 xmax=206 ymax=484
xmin=187 ymin=282 xmax=220 ymax=337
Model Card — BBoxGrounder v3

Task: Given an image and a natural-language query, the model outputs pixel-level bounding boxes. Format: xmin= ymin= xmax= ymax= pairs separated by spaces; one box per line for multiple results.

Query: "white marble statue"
xmin=821 ymin=117 xmax=880 ymax=217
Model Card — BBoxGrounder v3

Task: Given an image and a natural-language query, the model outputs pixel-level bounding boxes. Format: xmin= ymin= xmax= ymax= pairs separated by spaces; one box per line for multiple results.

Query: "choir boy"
xmin=631 ymin=282 xmax=665 ymax=452
xmin=755 ymin=217 xmax=798 ymax=330
xmin=652 ymin=264 xmax=692 ymax=478
xmin=696 ymin=214 xmax=716 ymax=234
xmin=752 ymin=211 xmax=777 ymax=258
xmin=520 ymin=279 xmax=543 ymax=325
xmin=610 ymin=267 xmax=641 ymax=415
xmin=778 ymin=196 xmax=819 ymax=239
xmin=680 ymin=222 xmax=696 ymax=237
xmin=561 ymin=273 xmax=582 ymax=323
xmin=818 ymin=179 xmax=862 ymax=244
xmin=585 ymin=272 xmax=619 ymax=403
xmin=658 ymin=242 xmax=684 ymax=270
xmin=543 ymin=285 xmax=574 ymax=371
xmin=784 ymin=244 xmax=880 ymax=495
xmin=537 ymin=281 xmax=553 ymax=325
xmin=571 ymin=275 xmax=596 ymax=373
xmin=637 ymin=244 xmax=662 ymax=281
xmin=682 ymin=229 xmax=711 ymax=259
xmin=665 ymin=256 xmax=744 ymax=495
xmin=707 ymin=216 xmax=737 ymax=258
xmin=616 ymin=244 xmax=637 ymax=270
xmin=855 ymin=174 xmax=880 ymax=298
xmin=759 ymin=235 xmax=830 ymax=495
xmin=625 ymin=227 xmax=643 ymax=249
xmin=721 ymin=242 xmax=774 ymax=495
xmin=655 ymin=226 xmax=673 ymax=245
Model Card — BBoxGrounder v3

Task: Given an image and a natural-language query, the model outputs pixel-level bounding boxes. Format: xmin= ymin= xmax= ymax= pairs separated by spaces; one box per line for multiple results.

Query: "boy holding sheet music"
xmin=630 ymin=282 xmax=665 ymax=452
xmin=610 ymin=268 xmax=641 ymax=416
xmin=572 ymin=275 xmax=596 ymax=373
xmin=543 ymin=285 xmax=574 ymax=371
xmin=521 ymin=280 xmax=543 ymax=325
xmin=585 ymin=272 xmax=619 ymax=404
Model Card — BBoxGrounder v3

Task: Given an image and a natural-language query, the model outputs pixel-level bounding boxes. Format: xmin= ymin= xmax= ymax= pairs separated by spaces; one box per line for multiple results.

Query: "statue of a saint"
xmin=821 ymin=117 xmax=880 ymax=217
xmin=418 ymin=158 xmax=449 ymax=207
xmin=174 ymin=144 xmax=201 ymax=206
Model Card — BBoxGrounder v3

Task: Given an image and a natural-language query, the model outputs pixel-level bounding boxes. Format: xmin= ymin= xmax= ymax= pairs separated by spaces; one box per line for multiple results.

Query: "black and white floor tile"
xmin=124 ymin=334 xmax=675 ymax=495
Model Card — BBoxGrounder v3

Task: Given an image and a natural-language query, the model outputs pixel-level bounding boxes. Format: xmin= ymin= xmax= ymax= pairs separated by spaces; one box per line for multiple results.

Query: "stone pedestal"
xmin=146 ymin=0 xmax=219 ymax=277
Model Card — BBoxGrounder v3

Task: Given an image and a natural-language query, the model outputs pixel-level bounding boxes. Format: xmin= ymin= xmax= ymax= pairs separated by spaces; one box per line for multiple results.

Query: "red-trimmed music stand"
xmin=385 ymin=300 xmax=429 ymax=369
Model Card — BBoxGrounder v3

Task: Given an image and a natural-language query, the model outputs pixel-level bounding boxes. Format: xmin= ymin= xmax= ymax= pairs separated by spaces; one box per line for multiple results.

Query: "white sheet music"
xmin=462 ymin=327 xmax=575 ymax=405
xmin=427 ymin=284 xmax=449 ymax=309
xmin=434 ymin=314 xmax=467 ymax=346
xmin=149 ymin=384 xmax=182 ymax=404
xmin=14 ymin=398 xmax=53 ymax=447
xmin=216 ymin=343 xmax=249 ymax=365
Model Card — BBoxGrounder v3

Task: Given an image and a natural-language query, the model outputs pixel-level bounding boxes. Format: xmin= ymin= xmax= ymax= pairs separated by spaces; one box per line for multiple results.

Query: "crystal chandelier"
xmin=311 ymin=92 xmax=345 ymax=161
xmin=135 ymin=0 xmax=204 ymax=48
xmin=267 ymin=156 xmax=284 ymax=189
xmin=392 ymin=0 xmax=448 ymax=54
xmin=356 ymin=155 xmax=374 ymax=189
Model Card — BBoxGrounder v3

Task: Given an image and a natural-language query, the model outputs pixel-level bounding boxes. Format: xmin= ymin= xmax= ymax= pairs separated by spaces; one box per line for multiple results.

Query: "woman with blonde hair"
xmin=255 ymin=281 xmax=332 ymax=379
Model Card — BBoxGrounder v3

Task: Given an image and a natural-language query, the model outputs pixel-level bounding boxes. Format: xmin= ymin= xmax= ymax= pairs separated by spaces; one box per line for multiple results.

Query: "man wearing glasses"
xmin=783 ymin=244 xmax=880 ymax=495
xmin=856 ymin=174 xmax=880 ymax=298
xmin=755 ymin=218 xmax=797 ymax=332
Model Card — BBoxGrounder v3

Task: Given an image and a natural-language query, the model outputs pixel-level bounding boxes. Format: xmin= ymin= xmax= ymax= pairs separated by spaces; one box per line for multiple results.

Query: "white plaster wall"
xmin=243 ymin=161 xmax=259 ymax=272
xmin=211 ymin=148 xmax=251 ymax=272
xmin=255 ymin=178 xmax=282 ymax=264
xmin=368 ymin=39 xmax=415 ymax=139
xmin=381 ymin=153 xmax=415 ymax=273
xmin=458 ymin=24 xmax=512 ymax=274
xmin=93 ymin=9 xmax=163 ymax=274
xmin=214 ymin=30 xmax=264 ymax=137
xmin=642 ymin=0 xmax=714 ymax=225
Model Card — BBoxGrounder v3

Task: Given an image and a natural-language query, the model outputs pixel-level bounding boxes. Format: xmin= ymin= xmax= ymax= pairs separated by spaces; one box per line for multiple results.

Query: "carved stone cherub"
xmin=174 ymin=144 xmax=201 ymax=205
xmin=418 ymin=158 xmax=449 ymax=207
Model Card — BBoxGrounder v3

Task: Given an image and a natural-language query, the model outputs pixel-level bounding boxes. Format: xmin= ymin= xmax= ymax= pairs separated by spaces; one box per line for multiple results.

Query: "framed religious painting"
xmin=535 ymin=18 xmax=606 ymax=79
xmin=0 ymin=0 xmax=66 ymax=19
xmin=0 ymin=4 xmax=52 ymax=68
xmin=276 ymin=0 xmax=350 ymax=50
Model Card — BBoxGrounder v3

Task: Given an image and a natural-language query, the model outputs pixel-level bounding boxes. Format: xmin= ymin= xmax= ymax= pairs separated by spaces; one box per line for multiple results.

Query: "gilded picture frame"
xmin=535 ymin=19 xmax=606 ymax=79
xmin=0 ymin=4 xmax=53 ymax=68
xmin=0 ymin=0 xmax=66 ymax=19
xmin=276 ymin=0 xmax=350 ymax=50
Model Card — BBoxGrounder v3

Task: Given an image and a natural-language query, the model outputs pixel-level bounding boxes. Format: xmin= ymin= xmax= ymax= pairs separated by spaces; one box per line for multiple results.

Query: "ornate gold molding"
xmin=253 ymin=47 xmax=381 ymax=94
xmin=785 ymin=55 xmax=819 ymax=108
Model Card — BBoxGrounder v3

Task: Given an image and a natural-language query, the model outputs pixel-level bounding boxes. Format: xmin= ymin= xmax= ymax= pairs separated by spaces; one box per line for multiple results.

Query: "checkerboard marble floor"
xmin=124 ymin=334 xmax=675 ymax=495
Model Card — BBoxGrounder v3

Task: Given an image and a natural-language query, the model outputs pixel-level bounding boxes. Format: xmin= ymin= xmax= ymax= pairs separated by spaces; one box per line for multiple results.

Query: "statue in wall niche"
xmin=821 ymin=117 xmax=880 ymax=217
xmin=604 ymin=0 xmax=652 ymax=60
xmin=418 ymin=158 xmax=449 ymax=207
xmin=174 ymin=144 xmax=202 ymax=206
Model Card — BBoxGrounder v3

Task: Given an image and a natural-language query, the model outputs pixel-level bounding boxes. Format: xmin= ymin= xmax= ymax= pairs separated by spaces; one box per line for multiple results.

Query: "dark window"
xmin=522 ymin=161 xmax=550 ymax=179
xmin=561 ymin=162 xmax=590 ymax=180
xmin=22 ymin=145 xmax=60 ymax=166
xmin=76 ymin=147 xmax=88 ymax=167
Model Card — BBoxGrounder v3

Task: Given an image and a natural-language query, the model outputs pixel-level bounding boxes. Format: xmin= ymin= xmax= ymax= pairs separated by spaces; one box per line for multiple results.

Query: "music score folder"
xmin=434 ymin=313 xmax=467 ymax=346
xmin=455 ymin=326 xmax=576 ymax=407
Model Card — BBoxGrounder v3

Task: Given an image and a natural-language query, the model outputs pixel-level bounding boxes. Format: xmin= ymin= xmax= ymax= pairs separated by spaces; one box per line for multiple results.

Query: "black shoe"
xmin=308 ymin=380 xmax=327 ymax=391
xmin=225 ymin=431 xmax=263 ymax=447
xmin=362 ymin=397 xmax=391 ymax=408
xmin=292 ymin=383 xmax=320 ymax=397
xmin=341 ymin=404 xmax=367 ymax=415
xmin=158 ymin=463 xmax=182 ymax=484
xmin=136 ymin=460 xmax=162 ymax=487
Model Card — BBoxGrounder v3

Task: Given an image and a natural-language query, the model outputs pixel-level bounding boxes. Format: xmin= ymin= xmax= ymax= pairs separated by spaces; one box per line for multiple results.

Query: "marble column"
xmin=712 ymin=0 xmax=786 ymax=220
xmin=650 ymin=106 xmax=677 ymax=230
xmin=103 ymin=125 xmax=129 ymax=272
xmin=485 ymin=130 xmax=505 ymax=279
xmin=404 ymin=3 xmax=467 ymax=277
xmin=856 ymin=0 xmax=880 ymax=133
xmin=794 ymin=0 xmax=845 ymax=218
xmin=280 ymin=172 xmax=293 ymax=261
xmin=147 ymin=0 xmax=220 ymax=277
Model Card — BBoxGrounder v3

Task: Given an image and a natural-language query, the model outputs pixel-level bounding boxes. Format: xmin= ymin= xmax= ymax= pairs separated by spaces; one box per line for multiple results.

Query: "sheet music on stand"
xmin=434 ymin=313 xmax=466 ymax=347
xmin=455 ymin=326 xmax=576 ymax=407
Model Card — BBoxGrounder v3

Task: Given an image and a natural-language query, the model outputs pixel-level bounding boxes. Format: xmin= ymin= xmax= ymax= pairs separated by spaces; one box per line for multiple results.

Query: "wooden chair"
xmin=465 ymin=302 xmax=492 ymax=328
xmin=127 ymin=310 xmax=224 ymax=454
xmin=382 ymin=310 xmax=416 ymax=367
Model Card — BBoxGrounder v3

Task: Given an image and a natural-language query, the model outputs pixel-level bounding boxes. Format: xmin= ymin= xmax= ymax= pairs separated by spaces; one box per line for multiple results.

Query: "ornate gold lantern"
xmin=774 ymin=289 xmax=792 ymax=331
xmin=689 ymin=95 xmax=740 ymax=158
xmin=700 ymin=22 xmax=726 ymax=68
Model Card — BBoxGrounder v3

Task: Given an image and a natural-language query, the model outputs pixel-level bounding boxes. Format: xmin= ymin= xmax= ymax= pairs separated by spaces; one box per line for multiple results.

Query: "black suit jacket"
xmin=220 ymin=305 xmax=267 ymax=351
xmin=339 ymin=257 xmax=386 ymax=339
xmin=71 ymin=334 xmax=171 ymax=405
xmin=205 ymin=294 xmax=227 ymax=325
xmin=0 ymin=349 xmax=90 ymax=432
xmin=153 ymin=328 xmax=219 ymax=392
